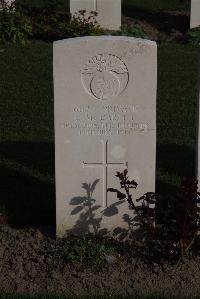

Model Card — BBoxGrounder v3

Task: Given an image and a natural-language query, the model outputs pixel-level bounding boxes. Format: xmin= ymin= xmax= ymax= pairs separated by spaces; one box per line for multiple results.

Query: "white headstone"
xmin=5 ymin=0 xmax=14 ymax=5
xmin=190 ymin=0 xmax=200 ymax=29
xmin=0 ymin=0 xmax=14 ymax=8
xmin=54 ymin=36 xmax=157 ymax=237
xmin=70 ymin=0 xmax=121 ymax=30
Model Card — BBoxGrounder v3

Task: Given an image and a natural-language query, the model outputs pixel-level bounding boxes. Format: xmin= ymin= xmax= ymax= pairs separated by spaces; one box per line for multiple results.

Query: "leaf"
xmin=117 ymin=191 xmax=126 ymax=200
xmin=130 ymin=180 xmax=138 ymax=187
xmin=123 ymin=169 xmax=128 ymax=176
xmin=82 ymin=182 xmax=90 ymax=190
xmin=127 ymin=179 xmax=138 ymax=189
xmin=136 ymin=192 xmax=155 ymax=203
xmin=103 ymin=206 xmax=118 ymax=217
xmin=115 ymin=172 xmax=123 ymax=180
xmin=107 ymin=188 xmax=126 ymax=200
xmin=91 ymin=205 xmax=101 ymax=212
xmin=107 ymin=188 xmax=119 ymax=193
xmin=71 ymin=206 xmax=84 ymax=215
xmin=91 ymin=179 xmax=100 ymax=194
xmin=70 ymin=197 xmax=85 ymax=205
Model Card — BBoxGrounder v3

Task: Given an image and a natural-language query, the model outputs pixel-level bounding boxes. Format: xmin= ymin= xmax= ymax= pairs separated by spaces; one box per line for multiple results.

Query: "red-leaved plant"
xmin=108 ymin=170 xmax=200 ymax=261
xmin=160 ymin=178 xmax=200 ymax=260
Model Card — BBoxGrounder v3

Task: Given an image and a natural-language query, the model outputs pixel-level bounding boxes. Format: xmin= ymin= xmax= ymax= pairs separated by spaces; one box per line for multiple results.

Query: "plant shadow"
xmin=0 ymin=140 xmax=196 ymax=245
xmin=68 ymin=179 xmax=135 ymax=240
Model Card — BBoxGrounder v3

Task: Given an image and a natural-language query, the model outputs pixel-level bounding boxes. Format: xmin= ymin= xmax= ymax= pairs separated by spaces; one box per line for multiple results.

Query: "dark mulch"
xmin=0 ymin=225 xmax=200 ymax=296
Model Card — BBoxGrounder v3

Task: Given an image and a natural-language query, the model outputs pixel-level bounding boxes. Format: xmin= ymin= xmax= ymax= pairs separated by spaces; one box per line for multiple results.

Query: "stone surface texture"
xmin=54 ymin=36 xmax=157 ymax=237
xmin=190 ymin=0 xmax=200 ymax=28
xmin=70 ymin=0 xmax=121 ymax=30
xmin=5 ymin=0 xmax=14 ymax=5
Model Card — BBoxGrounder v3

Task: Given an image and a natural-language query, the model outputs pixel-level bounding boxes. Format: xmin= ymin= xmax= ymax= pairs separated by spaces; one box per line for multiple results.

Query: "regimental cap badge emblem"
xmin=81 ymin=54 xmax=129 ymax=101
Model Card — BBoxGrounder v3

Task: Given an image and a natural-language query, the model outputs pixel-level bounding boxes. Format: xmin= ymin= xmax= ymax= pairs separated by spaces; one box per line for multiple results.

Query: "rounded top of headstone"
xmin=54 ymin=36 xmax=157 ymax=47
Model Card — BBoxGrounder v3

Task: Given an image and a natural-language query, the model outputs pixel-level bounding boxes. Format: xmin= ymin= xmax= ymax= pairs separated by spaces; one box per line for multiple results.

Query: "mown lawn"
xmin=15 ymin=0 xmax=190 ymax=13
xmin=0 ymin=42 xmax=198 ymax=225
xmin=0 ymin=42 xmax=54 ymax=226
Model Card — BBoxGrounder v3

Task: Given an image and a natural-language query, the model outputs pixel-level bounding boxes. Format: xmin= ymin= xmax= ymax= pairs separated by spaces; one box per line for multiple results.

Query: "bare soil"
xmin=0 ymin=225 xmax=200 ymax=296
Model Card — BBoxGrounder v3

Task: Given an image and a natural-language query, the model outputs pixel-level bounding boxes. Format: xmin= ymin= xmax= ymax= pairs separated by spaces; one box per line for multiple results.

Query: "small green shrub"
xmin=121 ymin=23 xmax=148 ymax=39
xmin=110 ymin=23 xmax=148 ymax=39
xmin=187 ymin=27 xmax=200 ymax=45
xmin=63 ymin=235 xmax=115 ymax=271
xmin=29 ymin=11 xmax=70 ymax=41
xmin=0 ymin=0 xmax=103 ymax=43
xmin=15 ymin=0 xmax=71 ymax=41
xmin=0 ymin=0 xmax=32 ymax=44
xmin=19 ymin=8 xmax=103 ymax=41
xmin=15 ymin=0 xmax=69 ymax=12
xmin=58 ymin=10 xmax=104 ymax=39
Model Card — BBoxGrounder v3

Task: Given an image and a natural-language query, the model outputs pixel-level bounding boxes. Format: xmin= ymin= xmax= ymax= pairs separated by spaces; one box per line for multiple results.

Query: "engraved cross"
xmin=82 ymin=140 xmax=128 ymax=207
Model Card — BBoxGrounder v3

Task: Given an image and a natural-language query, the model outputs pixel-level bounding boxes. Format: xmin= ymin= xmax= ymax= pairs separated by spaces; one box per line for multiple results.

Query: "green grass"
xmin=63 ymin=235 xmax=115 ymax=271
xmin=15 ymin=0 xmax=190 ymax=13
xmin=122 ymin=0 xmax=190 ymax=13
xmin=0 ymin=42 xmax=198 ymax=225
xmin=15 ymin=0 xmax=69 ymax=11
xmin=157 ymin=44 xmax=198 ymax=191
xmin=0 ymin=43 xmax=53 ymax=142
xmin=0 ymin=42 xmax=54 ymax=226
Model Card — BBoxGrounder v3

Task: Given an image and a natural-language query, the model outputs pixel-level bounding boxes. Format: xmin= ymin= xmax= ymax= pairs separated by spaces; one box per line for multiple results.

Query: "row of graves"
xmin=3 ymin=0 xmax=198 ymax=236
xmin=54 ymin=0 xmax=200 ymax=237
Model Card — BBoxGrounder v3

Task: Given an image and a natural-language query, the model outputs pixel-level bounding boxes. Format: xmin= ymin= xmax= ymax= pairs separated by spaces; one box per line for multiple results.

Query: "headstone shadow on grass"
xmin=0 ymin=141 xmax=55 ymax=228
xmin=157 ymin=143 xmax=195 ymax=184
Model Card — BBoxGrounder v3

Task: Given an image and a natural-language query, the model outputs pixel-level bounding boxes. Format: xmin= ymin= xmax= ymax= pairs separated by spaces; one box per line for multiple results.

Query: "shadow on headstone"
xmin=68 ymin=179 xmax=130 ymax=237
xmin=67 ymin=180 xmax=154 ymax=242
xmin=69 ymin=179 xmax=102 ymax=235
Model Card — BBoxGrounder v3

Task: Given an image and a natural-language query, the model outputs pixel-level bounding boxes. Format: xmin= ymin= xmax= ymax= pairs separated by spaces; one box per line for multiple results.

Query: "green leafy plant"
xmin=1 ymin=0 xmax=103 ymax=42
xmin=160 ymin=178 xmax=200 ymax=260
xmin=16 ymin=7 xmax=104 ymax=41
xmin=108 ymin=170 xmax=200 ymax=261
xmin=121 ymin=23 xmax=148 ymax=39
xmin=58 ymin=10 xmax=104 ymax=39
xmin=108 ymin=170 xmax=156 ymax=232
xmin=15 ymin=0 xmax=69 ymax=12
xmin=0 ymin=0 xmax=32 ymax=44
xmin=111 ymin=23 xmax=148 ymax=39
xmin=63 ymin=235 xmax=115 ymax=271
xmin=187 ymin=27 xmax=200 ymax=45
xmin=16 ymin=0 xmax=71 ymax=41
xmin=29 ymin=11 xmax=70 ymax=41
